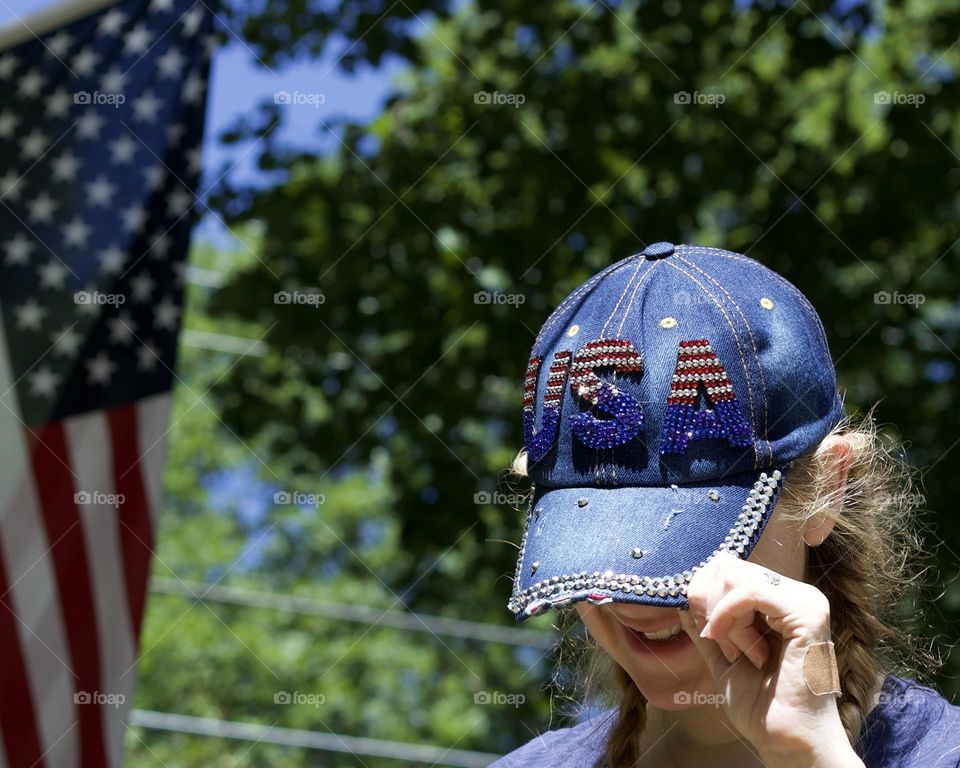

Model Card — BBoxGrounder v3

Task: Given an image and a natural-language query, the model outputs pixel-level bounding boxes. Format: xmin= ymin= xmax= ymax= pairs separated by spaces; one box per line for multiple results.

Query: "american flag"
xmin=0 ymin=0 xmax=214 ymax=765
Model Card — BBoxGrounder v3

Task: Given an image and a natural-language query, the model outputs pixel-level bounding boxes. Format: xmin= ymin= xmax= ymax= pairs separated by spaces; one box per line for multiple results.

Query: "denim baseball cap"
xmin=508 ymin=242 xmax=845 ymax=622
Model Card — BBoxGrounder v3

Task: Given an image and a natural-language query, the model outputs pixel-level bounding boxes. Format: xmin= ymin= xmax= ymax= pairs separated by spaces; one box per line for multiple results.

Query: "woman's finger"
xmin=702 ymin=579 xmax=831 ymax=647
xmin=704 ymin=558 xmax=728 ymax=623
xmin=688 ymin=551 xmax=742 ymax=627
xmin=720 ymin=608 xmax=770 ymax=670
xmin=716 ymin=636 xmax=744 ymax=666
xmin=677 ymin=608 xmax=728 ymax=680
xmin=689 ymin=553 xmax=830 ymax=647
xmin=701 ymin=589 xmax=770 ymax=670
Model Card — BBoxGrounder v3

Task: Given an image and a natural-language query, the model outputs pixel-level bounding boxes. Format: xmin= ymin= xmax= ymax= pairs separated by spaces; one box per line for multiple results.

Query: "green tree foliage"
xmin=128 ymin=235 xmax=552 ymax=766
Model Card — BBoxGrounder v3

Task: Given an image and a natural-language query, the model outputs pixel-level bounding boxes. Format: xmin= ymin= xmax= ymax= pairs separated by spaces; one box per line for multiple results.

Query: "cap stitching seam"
xmin=608 ymin=261 xmax=662 ymax=485
xmin=664 ymin=258 xmax=761 ymax=467
xmin=583 ymin=259 xmax=646 ymax=485
xmin=534 ymin=256 xmax=638 ymax=349
xmin=675 ymin=251 xmax=772 ymax=466
xmin=666 ymin=255 xmax=760 ymax=465
xmin=615 ymin=258 xmax=661 ymax=337
xmin=700 ymin=248 xmax=832 ymax=353
xmin=599 ymin=259 xmax=644 ymax=336
xmin=685 ymin=248 xmax=841 ymax=458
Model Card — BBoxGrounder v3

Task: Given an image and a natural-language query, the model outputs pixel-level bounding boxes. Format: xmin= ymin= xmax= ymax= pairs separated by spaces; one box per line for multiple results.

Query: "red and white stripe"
xmin=0 ymin=327 xmax=171 ymax=768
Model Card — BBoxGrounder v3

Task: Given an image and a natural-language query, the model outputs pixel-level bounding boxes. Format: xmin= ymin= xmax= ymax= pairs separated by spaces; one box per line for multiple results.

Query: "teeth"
xmin=641 ymin=624 xmax=683 ymax=641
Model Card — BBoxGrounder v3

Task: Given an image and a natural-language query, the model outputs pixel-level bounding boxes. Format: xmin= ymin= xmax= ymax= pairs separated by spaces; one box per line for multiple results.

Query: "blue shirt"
xmin=490 ymin=674 xmax=960 ymax=767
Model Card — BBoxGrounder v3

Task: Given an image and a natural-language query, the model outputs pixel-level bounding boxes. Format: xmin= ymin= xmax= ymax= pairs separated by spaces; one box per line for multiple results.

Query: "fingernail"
xmin=699 ymin=621 xmax=712 ymax=639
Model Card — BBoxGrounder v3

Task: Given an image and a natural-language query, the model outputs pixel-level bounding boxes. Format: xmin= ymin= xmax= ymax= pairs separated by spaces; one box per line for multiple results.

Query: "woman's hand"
xmin=676 ymin=550 xmax=865 ymax=768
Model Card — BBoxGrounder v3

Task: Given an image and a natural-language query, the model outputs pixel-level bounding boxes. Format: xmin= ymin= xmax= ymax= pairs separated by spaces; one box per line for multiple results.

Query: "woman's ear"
xmin=802 ymin=434 xmax=854 ymax=547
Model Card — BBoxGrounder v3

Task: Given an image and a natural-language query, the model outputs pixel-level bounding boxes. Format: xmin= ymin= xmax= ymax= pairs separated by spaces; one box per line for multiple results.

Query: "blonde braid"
xmin=594 ymin=664 xmax=647 ymax=768
xmin=809 ymin=537 xmax=887 ymax=743
xmin=780 ymin=412 xmax=942 ymax=746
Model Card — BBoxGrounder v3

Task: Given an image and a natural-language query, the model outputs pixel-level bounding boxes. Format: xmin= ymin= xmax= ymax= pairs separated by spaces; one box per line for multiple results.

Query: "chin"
xmin=645 ymin=688 xmax=706 ymax=710
xmin=627 ymin=668 xmax=715 ymax=710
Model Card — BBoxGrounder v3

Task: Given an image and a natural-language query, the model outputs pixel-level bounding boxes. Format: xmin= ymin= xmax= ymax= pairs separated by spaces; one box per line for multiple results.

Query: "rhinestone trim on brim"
xmin=507 ymin=469 xmax=783 ymax=619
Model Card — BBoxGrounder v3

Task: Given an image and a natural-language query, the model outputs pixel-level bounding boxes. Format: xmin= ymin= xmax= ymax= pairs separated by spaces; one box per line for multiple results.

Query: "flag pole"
xmin=0 ymin=0 xmax=124 ymax=52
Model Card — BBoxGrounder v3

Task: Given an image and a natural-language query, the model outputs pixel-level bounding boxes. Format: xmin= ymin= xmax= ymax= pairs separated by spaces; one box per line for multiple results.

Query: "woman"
xmin=493 ymin=242 xmax=960 ymax=767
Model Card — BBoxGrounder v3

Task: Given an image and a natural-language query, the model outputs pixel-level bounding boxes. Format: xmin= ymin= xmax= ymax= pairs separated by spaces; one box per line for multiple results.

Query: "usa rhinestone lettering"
xmin=659 ymin=339 xmax=754 ymax=455
xmin=523 ymin=337 xmax=755 ymax=460
xmin=568 ymin=339 xmax=644 ymax=450
xmin=522 ymin=351 xmax=571 ymax=462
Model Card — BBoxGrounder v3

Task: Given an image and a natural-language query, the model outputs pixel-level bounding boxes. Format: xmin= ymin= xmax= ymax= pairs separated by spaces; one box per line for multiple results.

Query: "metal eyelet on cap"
xmin=659 ymin=316 xmax=677 ymax=329
xmin=567 ymin=324 xmax=580 ymax=337
xmin=760 ymin=297 xmax=775 ymax=310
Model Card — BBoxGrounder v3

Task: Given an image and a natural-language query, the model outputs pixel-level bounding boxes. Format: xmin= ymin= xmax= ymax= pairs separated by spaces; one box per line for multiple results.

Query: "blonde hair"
xmin=506 ymin=412 xmax=944 ymax=767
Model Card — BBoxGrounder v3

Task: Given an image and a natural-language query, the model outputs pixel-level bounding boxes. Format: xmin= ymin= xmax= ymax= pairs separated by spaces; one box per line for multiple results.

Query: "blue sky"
xmin=0 ymin=0 xmax=403 ymax=246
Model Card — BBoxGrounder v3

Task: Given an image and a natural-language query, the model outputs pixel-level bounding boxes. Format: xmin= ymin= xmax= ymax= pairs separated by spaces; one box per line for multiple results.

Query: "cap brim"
xmin=508 ymin=466 xmax=788 ymax=622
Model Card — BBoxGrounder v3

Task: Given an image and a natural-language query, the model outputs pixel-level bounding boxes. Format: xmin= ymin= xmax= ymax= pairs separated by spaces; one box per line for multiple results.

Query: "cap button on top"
xmin=640 ymin=241 xmax=675 ymax=260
